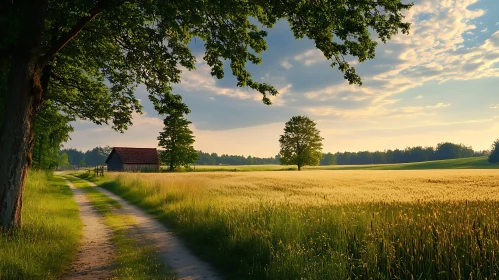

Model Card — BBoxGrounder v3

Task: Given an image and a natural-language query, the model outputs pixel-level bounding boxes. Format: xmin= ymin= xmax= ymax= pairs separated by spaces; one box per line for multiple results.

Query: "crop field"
xmin=90 ymin=170 xmax=499 ymax=279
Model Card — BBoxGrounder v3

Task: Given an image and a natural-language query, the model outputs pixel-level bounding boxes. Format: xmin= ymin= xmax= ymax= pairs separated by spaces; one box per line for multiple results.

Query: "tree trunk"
xmin=0 ymin=0 xmax=47 ymax=231
xmin=297 ymin=164 xmax=301 ymax=171
xmin=0 ymin=56 xmax=41 ymax=231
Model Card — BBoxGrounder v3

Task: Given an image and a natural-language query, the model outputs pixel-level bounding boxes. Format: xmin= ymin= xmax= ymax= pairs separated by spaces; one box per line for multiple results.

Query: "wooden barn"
xmin=105 ymin=147 xmax=160 ymax=172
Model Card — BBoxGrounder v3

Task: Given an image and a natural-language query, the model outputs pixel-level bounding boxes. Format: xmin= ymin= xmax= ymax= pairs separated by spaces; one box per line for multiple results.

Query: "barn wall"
xmin=106 ymin=151 xmax=123 ymax=171
xmin=123 ymin=164 xmax=159 ymax=172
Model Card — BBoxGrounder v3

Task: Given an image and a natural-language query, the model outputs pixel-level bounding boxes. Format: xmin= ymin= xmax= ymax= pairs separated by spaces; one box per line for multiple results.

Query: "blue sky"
xmin=66 ymin=0 xmax=499 ymax=157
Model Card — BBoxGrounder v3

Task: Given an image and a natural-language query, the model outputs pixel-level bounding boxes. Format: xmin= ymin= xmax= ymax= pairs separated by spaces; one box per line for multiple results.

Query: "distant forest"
xmin=61 ymin=142 xmax=488 ymax=167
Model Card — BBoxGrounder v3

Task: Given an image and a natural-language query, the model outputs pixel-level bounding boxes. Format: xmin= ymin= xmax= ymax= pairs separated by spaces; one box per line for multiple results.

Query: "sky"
xmin=66 ymin=0 xmax=499 ymax=157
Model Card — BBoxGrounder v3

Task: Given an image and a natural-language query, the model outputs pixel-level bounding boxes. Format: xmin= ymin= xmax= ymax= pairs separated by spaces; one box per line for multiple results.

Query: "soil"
xmin=64 ymin=180 xmax=116 ymax=280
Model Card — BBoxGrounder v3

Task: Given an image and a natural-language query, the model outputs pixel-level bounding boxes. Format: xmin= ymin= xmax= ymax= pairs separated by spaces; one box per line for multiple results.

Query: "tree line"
xmin=59 ymin=142 xmax=488 ymax=168
xmin=59 ymin=147 xmax=113 ymax=168
xmin=332 ymin=143 xmax=488 ymax=165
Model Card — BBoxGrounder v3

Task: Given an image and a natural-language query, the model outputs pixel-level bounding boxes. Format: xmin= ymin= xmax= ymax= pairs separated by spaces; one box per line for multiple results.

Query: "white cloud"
xmin=304 ymin=102 xmax=451 ymax=119
xmin=416 ymin=95 xmax=423 ymax=99
xmin=303 ymin=0 xmax=499 ymax=117
xmin=178 ymin=61 xmax=259 ymax=101
xmin=490 ymin=104 xmax=499 ymax=109
xmin=294 ymin=49 xmax=324 ymax=66
xmin=481 ymin=27 xmax=488 ymax=33
xmin=280 ymin=59 xmax=293 ymax=69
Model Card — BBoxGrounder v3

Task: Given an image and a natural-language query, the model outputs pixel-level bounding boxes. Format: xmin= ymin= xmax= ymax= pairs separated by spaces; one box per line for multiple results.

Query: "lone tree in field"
xmin=279 ymin=116 xmax=323 ymax=171
xmin=157 ymin=95 xmax=198 ymax=171
xmin=488 ymin=139 xmax=499 ymax=163
xmin=0 ymin=0 xmax=412 ymax=231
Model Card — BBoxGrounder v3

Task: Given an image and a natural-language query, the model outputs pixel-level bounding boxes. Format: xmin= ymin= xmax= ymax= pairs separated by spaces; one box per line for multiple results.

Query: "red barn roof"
xmin=105 ymin=147 xmax=160 ymax=164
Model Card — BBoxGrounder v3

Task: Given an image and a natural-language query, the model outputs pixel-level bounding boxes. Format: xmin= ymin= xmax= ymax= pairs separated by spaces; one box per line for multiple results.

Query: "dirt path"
xmin=76 ymin=177 xmax=222 ymax=280
xmin=64 ymin=180 xmax=116 ymax=280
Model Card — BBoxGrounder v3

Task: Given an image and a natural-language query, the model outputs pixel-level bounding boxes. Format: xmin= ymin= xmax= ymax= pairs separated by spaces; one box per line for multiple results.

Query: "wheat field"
xmin=93 ymin=170 xmax=499 ymax=279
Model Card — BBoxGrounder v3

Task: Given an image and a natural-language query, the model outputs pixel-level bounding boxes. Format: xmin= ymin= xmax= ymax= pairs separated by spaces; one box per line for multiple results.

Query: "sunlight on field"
xmin=109 ymin=170 xmax=499 ymax=206
xmin=96 ymin=170 xmax=499 ymax=279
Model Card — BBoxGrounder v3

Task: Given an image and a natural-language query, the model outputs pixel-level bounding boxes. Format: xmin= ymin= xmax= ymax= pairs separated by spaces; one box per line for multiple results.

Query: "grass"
xmin=183 ymin=156 xmax=498 ymax=172
xmin=0 ymin=171 xmax=82 ymax=279
xmin=66 ymin=176 xmax=175 ymax=280
xmin=81 ymin=169 xmax=499 ymax=279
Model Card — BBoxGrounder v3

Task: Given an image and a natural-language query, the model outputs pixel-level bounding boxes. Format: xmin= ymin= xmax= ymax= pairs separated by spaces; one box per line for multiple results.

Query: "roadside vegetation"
xmin=0 ymin=171 xmax=81 ymax=279
xmin=66 ymin=176 xmax=175 ymax=280
xmin=82 ymin=170 xmax=499 ymax=279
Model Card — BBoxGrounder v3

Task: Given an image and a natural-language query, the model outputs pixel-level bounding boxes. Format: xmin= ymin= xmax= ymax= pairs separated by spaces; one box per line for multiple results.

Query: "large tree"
xmin=279 ymin=115 xmax=323 ymax=171
xmin=0 ymin=0 xmax=412 ymax=230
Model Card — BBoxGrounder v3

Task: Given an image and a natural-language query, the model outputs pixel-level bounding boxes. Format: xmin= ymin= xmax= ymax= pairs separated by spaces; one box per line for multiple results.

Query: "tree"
xmin=157 ymin=95 xmax=198 ymax=171
xmin=32 ymin=101 xmax=73 ymax=170
xmin=84 ymin=146 xmax=112 ymax=167
xmin=57 ymin=153 xmax=70 ymax=169
xmin=0 ymin=0 xmax=412 ymax=230
xmin=488 ymin=139 xmax=499 ymax=163
xmin=320 ymin=152 xmax=336 ymax=166
xmin=279 ymin=116 xmax=323 ymax=171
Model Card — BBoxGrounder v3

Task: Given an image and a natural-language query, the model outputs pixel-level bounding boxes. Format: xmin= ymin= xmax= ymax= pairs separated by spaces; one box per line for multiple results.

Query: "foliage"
xmin=435 ymin=142 xmax=474 ymax=160
xmin=157 ymin=95 xmax=198 ymax=171
xmin=87 ymin=170 xmax=499 ymax=280
xmin=279 ymin=116 xmax=323 ymax=170
xmin=320 ymin=152 xmax=336 ymax=165
xmin=334 ymin=143 xmax=483 ymax=165
xmin=60 ymin=146 xmax=112 ymax=167
xmin=488 ymin=139 xmax=499 ymax=163
xmin=57 ymin=153 xmax=70 ymax=169
xmin=196 ymin=151 xmax=280 ymax=165
xmin=1 ymin=0 xmax=413 ymax=129
xmin=31 ymin=101 xmax=73 ymax=170
xmin=0 ymin=172 xmax=81 ymax=279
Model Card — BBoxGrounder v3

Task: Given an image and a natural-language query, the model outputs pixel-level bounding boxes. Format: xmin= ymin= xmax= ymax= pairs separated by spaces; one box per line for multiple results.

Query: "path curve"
xmin=64 ymin=180 xmax=116 ymax=280
xmin=76 ymin=177 xmax=222 ymax=280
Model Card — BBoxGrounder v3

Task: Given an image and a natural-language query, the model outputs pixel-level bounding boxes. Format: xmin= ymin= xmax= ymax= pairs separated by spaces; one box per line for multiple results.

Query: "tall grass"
xmin=86 ymin=170 xmax=499 ymax=279
xmin=0 ymin=171 xmax=82 ymax=279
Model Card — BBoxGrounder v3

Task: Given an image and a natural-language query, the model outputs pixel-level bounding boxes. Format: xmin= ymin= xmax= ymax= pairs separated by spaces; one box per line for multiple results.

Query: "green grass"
xmin=67 ymin=177 xmax=175 ymax=280
xmin=313 ymin=156 xmax=498 ymax=170
xmin=184 ymin=156 xmax=498 ymax=172
xmin=79 ymin=170 xmax=499 ymax=280
xmin=0 ymin=171 xmax=82 ymax=279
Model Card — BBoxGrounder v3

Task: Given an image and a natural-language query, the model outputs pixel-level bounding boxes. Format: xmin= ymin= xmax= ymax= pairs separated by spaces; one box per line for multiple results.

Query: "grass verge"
xmin=0 ymin=171 xmax=82 ymax=279
xmin=67 ymin=176 xmax=175 ymax=280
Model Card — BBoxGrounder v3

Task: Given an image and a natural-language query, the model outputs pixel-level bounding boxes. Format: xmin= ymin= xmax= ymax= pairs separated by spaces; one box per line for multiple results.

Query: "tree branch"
xmin=38 ymin=0 xmax=113 ymax=67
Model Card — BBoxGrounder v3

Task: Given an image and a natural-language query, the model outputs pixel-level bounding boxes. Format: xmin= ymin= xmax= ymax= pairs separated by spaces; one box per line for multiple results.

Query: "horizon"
xmin=65 ymin=0 xmax=499 ymax=158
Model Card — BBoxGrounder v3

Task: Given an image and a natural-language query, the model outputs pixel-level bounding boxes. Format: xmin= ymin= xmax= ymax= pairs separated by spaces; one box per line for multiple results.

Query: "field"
xmin=178 ymin=156 xmax=498 ymax=172
xmin=86 ymin=169 xmax=499 ymax=280
xmin=0 ymin=171 xmax=82 ymax=279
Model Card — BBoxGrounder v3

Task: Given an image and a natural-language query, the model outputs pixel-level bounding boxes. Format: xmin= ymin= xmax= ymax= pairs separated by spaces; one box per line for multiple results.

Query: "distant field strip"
xmin=185 ymin=156 xmax=498 ymax=172
xmin=90 ymin=170 xmax=499 ymax=280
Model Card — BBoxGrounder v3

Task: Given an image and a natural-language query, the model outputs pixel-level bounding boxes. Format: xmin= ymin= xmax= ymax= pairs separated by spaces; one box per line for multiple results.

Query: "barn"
xmin=105 ymin=147 xmax=160 ymax=172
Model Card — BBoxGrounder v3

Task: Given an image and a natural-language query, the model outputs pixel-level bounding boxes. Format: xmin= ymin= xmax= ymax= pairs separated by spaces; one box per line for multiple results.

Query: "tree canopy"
xmin=1 ymin=0 xmax=413 ymax=130
xmin=279 ymin=115 xmax=323 ymax=170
